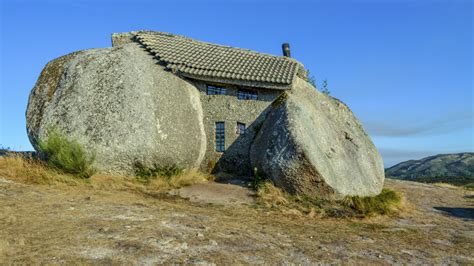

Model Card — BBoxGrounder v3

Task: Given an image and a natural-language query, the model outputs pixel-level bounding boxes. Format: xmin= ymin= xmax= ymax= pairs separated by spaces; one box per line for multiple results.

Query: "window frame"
xmin=236 ymin=122 xmax=246 ymax=135
xmin=207 ymin=85 xmax=227 ymax=95
xmin=237 ymin=89 xmax=258 ymax=100
xmin=215 ymin=122 xmax=225 ymax=152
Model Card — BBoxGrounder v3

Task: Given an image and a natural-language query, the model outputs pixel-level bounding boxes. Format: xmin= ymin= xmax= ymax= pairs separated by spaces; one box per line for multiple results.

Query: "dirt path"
xmin=0 ymin=177 xmax=472 ymax=264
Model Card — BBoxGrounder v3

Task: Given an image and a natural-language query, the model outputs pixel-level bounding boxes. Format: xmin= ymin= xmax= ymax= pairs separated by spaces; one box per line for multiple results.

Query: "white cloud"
xmin=363 ymin=110 xmax=473 ymax=137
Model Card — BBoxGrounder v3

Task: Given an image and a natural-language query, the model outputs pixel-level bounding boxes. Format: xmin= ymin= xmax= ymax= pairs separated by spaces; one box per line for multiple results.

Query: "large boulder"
xmin=26 ymin=43 xmax=206 ymax=174
xmin=250 ymin=77 xmax=384 ymax=199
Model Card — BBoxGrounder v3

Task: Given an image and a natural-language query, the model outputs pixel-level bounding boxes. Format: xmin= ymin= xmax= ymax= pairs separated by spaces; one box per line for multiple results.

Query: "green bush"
xmin=321 ymin=79 xmax=330 ymax=95
xmin=134 ymin=162 xmax=183 ymax=183
xmin=342 ymin=188 xmax=402 ymax=216
xmin=0 ymin=145 xmax=11 ymax=156
xmin=38 ymin=127 xmax=95 ymax=178
xmin=250 ymin=167 xmax=267 ymax=190
xmin=464 ymin=183 xmax=474 ymax=191
xmin=255 ymin=181 xmax=403 ymax=218
xmin=305 ymin=69 xmax=317 ymax=88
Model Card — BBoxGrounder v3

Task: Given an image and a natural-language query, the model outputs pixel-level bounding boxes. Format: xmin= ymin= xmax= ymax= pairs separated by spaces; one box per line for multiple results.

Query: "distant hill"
xmin=386 ymin=153 xmax=474 ymax=186
xmin=0 ymin=149 xmax=36 ymax=158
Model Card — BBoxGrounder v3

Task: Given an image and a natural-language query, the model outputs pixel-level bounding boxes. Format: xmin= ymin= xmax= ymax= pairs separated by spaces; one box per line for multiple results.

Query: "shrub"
xmin=0 ymin=144 xmax=11 ymax=151
xmin=255 ymin=181 xmax=403 ymax=218
xmin=250 ymin=167 xmax=266 ymax=190
xmin=342 ymin=188 xmax=402 ymax=216
xmin=134 ymin=162 xmax=183 ymax=183
xmin=321 ymin=79 xmax=330 ymax=95
xmin=38 ymin=127 xmax=95 ymax=178
xmin=0 ymin=145 xmax=11 ymax=157
xmin=256 ymin=181 xmax=289 ymax=206
xmin=305 ymin=69 xmax=317 ymax=88
xmin=464 ymin=183 xmax=474 ymax=191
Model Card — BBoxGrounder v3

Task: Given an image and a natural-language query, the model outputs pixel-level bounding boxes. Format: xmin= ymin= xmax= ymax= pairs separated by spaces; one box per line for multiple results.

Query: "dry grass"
xmin=0 ymin=154 xmax=86 ymax=186
xmin=1 ymin=154 xmax=404 ymax=219
xmin=465 ymin=183 xmax=474 ymax=191
xmin=432 ymin=182 xmax=461 ymax=189
xmin=431 ymin=182 xmax=474 ymax=191
xmin=255 ymin=181 xmax=404 ymax=218
xmin=256 ymin=181 xmax=289 ymax=206
xmin=342 ymin=188 xmax=402 ymax=217
xmin=255 ymin=181 xmax=331 ymax=217
xmin=0 ymin=154 xmax=210 ymax=193
xmin=89 ymin=170 xmax=209 ymax=192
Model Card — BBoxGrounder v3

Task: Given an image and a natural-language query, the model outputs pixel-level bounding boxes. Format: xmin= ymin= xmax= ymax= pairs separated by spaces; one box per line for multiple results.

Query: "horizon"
xmin=1 ymin=0 xmax=473 ymax=167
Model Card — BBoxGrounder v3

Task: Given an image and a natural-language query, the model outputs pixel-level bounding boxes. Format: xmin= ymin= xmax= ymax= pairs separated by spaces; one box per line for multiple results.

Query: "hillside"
xmin=386 ymin=153 xmax=474 ymax=185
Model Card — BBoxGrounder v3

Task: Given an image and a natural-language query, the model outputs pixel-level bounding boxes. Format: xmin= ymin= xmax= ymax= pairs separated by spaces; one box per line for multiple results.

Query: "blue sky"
xmin=0 ymin=0 xmax=472 ymax=167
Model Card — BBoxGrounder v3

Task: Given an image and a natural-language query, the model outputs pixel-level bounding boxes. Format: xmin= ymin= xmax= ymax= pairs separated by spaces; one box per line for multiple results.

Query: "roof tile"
xmin=135 ymin=31 xmax=303 ymax=89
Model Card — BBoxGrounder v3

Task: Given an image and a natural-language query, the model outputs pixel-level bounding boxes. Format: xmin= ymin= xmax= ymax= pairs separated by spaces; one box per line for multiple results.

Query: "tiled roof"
xmin=135 ymin=31 xmax=304 ymax=90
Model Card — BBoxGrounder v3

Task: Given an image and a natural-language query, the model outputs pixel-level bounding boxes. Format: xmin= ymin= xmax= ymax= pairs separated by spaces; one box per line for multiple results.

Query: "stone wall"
xmin=191 ymin=80 xmax=282 ymax=176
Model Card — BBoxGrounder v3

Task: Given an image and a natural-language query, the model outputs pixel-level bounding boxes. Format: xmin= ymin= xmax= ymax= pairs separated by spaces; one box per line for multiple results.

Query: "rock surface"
xmin=26 ymin=43 xmax=206 ymax=174
xmin=250 ymin=77 xmax=384 ymax=198
xmin=170 ymin=181 xmax=256 ymax=205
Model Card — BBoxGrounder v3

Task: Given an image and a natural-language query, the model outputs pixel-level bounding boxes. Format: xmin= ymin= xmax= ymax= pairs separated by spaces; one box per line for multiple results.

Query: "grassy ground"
xmin=0 ymin=156 xmax=473 ymax=264
xmin=0 ymin=155 xmax=209 ymax=193
xmin=0 ymin=155 xmax=402 ymax=218
xmin=255 ymin=181 xmax=403 ymax=218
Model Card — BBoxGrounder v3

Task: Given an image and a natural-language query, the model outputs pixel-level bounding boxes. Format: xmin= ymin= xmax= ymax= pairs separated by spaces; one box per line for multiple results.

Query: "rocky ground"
xmin=0 ymin=177 xmax=472 ymax=264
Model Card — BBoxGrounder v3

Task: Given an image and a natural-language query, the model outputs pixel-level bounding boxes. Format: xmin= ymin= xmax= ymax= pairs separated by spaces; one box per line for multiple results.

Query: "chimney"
xmin=282 ymin=43 xmax=291 ymax=57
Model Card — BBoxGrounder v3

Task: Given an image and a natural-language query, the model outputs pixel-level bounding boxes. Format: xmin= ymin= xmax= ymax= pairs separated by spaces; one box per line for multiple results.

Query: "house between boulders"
xmin=112 ymin=31 xmax=308 ymax=176
xmin=27 ymin=30 xmax=385 ymax=198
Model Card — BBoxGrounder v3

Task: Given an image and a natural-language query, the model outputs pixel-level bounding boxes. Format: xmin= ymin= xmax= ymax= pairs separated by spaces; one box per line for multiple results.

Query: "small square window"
xmin=237 ymin=89 xmax=258 ymax=100
xmin=236 ymin=122 xmax=246 ymax=135
xmin=207 ymin=85 xmax=227 ymax=95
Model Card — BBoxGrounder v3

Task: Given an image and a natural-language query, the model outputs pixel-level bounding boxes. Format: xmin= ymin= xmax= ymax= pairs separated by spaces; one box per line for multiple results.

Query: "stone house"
xmin=111 ymin=31 xmax=308 ymax=176
xmin=27 ymin=30 xmax=384 ymax=197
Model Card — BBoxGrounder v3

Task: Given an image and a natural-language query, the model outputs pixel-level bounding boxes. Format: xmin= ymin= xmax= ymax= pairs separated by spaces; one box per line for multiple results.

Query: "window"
xmin=237 ymin=89 xmax=258 ymax=100
xmin=215 ymin=122 xmax=225 ymax=152
xmin=236 ymin=122 xmax=246 ymax=135
xmin=207 ymin=85 xmax=227 ymax=95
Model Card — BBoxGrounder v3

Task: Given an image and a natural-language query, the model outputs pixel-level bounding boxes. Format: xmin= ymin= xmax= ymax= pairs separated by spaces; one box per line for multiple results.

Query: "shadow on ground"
xmin=433 ymin=207 xmax=474 ymax=220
